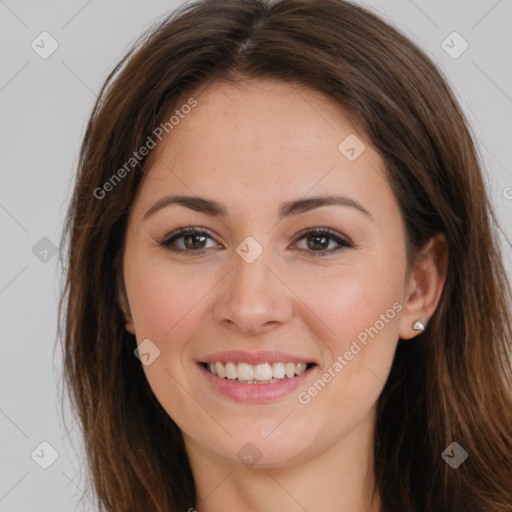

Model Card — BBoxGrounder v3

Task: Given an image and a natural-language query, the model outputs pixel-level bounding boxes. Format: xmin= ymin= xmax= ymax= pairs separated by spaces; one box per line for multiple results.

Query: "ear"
xmin=116 ymin=255 xmax=136 ymax=336
xmin=398 ymin=233 xmax=448 ymax=340
xmin=117 ymin=284 xmax=136 ymax=335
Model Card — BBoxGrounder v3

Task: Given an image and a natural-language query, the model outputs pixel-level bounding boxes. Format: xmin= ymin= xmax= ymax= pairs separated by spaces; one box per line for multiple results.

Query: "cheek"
xmin=293 ymin=264 xmax=403 ymax=412
xmin=126 ymin=257 xmax=206 ymax=342
xmin=297 ymin=263 xmax=403 ymax=354
xmin=125 ymin=258 xmax=215 ymax=402
xmin=125 ymin=261 xmax=212 ymax=428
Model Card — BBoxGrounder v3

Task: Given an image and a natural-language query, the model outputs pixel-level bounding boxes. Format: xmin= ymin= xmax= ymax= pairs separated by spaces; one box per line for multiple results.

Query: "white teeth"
xmin=215 ymin=361 xmax=225 ymax=379
xmin=237 ymin=362 xmax=254 ymax=381
xmin=296 ymin=363 xmax=307 ymax=375
xmin=272 ymin=362 xmax=286 ymax=379
xmin=205 ymin=361 xmax=311 ymax=382
xmin=225 ymin=361 xmax=237 ymax=380
xmin=285 ymin=362 xmax=296 ymax=378
xmin=254 ymin=363 xmax=272 ymax=381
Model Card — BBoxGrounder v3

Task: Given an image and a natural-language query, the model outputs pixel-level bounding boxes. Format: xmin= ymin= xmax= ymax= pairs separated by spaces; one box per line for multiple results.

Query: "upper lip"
xmin=197 ymin=350 xmax=317 ymax=365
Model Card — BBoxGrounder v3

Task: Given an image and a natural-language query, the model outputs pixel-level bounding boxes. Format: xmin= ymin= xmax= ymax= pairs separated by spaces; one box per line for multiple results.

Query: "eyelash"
xmin=159 ymin=227 xmax=353 ymax=257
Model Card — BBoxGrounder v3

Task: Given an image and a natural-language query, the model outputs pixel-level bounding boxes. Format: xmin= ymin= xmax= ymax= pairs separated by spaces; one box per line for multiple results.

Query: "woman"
xmin=58 ymin=0 xmax=512 ymax=510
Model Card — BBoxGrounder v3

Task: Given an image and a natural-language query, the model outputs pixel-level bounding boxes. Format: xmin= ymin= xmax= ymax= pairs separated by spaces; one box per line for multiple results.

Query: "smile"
xmin=197 ymin=351 xmax=318 ymax=402
xmin=202 ymin=361 xmax=313 ymax=384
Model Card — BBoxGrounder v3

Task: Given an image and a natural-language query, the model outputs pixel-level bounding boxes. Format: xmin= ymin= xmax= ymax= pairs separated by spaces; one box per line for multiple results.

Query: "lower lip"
xmin=197 ymin=363 xmax=316 ymax=403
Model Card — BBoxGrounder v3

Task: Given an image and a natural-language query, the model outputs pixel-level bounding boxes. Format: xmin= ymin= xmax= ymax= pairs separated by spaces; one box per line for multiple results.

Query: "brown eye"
xmin=294 ymin=228 xmax=353 ymax=257
xmin=160 ymin=228 xmax=218 ymax=253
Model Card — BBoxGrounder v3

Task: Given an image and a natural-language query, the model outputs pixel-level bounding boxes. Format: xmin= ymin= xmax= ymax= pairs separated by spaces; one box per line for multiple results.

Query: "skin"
xmin=120 ymin=79 xmax=448 ymax=512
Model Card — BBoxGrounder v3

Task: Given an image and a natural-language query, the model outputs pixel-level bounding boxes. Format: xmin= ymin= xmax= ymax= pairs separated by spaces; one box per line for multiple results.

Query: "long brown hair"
xmin=58 ymin=0 xmax=512 ymax=510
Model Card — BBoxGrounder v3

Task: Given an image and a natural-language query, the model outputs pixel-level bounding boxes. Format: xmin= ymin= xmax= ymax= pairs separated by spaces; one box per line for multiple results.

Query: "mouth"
xmin=200 ymin=361 xmax=316 ymax=384
xmin=196 ymin=353 xmax=318 ymax=403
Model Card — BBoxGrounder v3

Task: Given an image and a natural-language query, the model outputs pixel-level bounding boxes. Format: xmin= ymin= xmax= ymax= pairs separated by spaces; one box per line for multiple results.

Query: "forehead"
xmin=135 ymin=79 xmax=394 ymax=222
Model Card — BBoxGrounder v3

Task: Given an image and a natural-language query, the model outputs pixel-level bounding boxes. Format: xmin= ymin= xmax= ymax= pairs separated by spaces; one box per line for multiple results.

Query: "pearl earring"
xmin=412 ymin=319 xmax=425 ymax=331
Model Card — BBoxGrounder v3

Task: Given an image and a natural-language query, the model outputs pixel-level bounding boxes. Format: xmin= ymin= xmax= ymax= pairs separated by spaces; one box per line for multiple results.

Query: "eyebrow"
xmin=143 ymin=194 xmax=373 ymax=221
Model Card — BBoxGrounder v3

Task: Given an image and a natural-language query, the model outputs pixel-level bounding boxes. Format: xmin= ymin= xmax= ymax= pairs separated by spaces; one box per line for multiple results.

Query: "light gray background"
xmin=1 ymin=0 xmax=511 ymax=510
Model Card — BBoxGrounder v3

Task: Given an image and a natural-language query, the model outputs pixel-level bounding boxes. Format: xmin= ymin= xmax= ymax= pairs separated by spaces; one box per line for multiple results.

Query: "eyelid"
xmin=160 ymin=227 xmax=219 ymax=250
xmin=291 ymin=227 xmax=353 ymax=257
xmin=293 ymin=226 xmax=354 ymax=248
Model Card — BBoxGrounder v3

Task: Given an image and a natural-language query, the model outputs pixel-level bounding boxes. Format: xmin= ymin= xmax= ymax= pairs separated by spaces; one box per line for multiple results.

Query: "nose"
xmin=213 ymin=248 xmax=293 ymax=335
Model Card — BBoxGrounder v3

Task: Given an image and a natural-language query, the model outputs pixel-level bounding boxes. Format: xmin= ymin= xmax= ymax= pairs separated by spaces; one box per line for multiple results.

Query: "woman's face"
xmin=122 ymin=79 xmax=422 ymax=468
